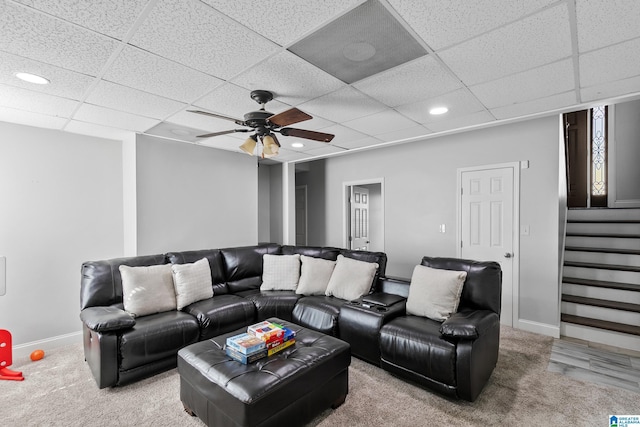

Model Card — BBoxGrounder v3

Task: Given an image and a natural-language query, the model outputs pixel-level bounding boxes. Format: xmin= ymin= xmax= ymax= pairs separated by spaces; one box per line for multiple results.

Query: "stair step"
xmin=565 ymin=232 xmax=640 ymax=239
xmin=562 ymin=277 xmax=640 ymax=292
xmin=564 ymin=260 xmax=640 ymax=272
xmin=568 ymin=219 xmax=640 ymax=224
xmin=565 ymin=246 xmax=640 ymax=255
xmin=561 ymin=314 xmax=640 ymax=336
xmin=562 ymin=294 xmax=640 ymax=313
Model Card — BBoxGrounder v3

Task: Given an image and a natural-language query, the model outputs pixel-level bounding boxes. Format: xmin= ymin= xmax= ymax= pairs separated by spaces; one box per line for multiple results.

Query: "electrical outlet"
xmin=439 ymin=224 xmax=446 ymax=233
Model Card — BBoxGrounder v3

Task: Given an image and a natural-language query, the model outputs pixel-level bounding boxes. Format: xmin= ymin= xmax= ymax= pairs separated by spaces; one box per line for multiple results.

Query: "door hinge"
xmin=460 ymin=187 xmax=463 ymax=195
xmin=460 ymin=241 xmax=463 ymax=248
xmin=349 ymin=236 xmax=353 ymax=242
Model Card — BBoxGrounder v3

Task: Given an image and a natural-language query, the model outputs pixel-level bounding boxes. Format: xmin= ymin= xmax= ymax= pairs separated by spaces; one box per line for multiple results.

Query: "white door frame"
xmin=456 ymin=162 xmax=520 ymax=327
xmin=343 ymin=178 xmax=385 ymax=251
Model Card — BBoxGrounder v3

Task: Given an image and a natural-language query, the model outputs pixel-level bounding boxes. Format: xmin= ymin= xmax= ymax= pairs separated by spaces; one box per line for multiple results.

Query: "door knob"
xmin=504 ymin=252 xmax=513 ymax=258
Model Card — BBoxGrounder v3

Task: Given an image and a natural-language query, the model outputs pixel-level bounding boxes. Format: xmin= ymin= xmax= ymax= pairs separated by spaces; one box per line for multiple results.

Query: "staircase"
xmin=561 ymin=208 xmax=640 ymax=352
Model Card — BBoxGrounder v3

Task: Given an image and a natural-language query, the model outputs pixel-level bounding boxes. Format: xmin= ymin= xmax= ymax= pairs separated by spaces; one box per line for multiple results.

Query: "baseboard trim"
xmin=13 ymin=331 xmax=82 ymax=359
xmin=517 ymin=319 xmax=560 ymax=338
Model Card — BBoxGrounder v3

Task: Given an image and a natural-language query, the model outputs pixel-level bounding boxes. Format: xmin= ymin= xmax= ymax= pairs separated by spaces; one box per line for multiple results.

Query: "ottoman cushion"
xmin=178 ymin=318 xmax=350 ymax=427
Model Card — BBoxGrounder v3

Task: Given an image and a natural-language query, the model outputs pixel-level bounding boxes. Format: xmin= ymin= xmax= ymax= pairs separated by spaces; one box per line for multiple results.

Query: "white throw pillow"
xmin=171 ymin=258 xmax=213 ymax=310
xmin=120 ymin=264 xmax=176 ymax=317
xmin=406 ymin=265 xmax=467 ymax=321
xmin=325 ymin=255 xmax=378 ymax=301
xmin=260 ymin=254 xmax=301 ymax=291
xmin=296 ymin=255 xmax=336 ymax=296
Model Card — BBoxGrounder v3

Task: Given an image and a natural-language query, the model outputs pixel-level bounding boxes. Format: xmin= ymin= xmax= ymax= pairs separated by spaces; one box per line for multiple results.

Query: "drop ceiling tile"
xmin=470 ymin=59 xmax=575 ymax=108
xmin=579 ymin=38 xmax=640 ymax=87
xmin=274 ymin=148 xmax=314 ymax=162
xmin=425 ymin=111 xmax=496 ymax=133
xmin=0 ymin=51 xmax=95 ymax=100
xmin=278 ymin=137 xmax=333 ymax=152
xmin=490 ymin=91 xmax=577 ymax=119
xmin=199 ymin=134 xmax=250 ymax=153
xmin=65 ymin=120 xmax=134 ymax=141
xmin=343 ymin=109 xmax=419 ymax=136
xmin=388 ymin=0 xmax=557 ymax=50
xmin=438 ymin=4 xmax=572 ymax=85
xmin=195 ymin=84 xmax=289 ymax=120
xmin=85 ymin=81 xmax=185 ymax=119
xmin=0 ymin=106 xmax=67 ymax=130
xmin=396 ymin=89 xmax=486 ymax=125
xmin=145 ymin=122 xmax=210 ymax=143
xmin=0 ymin=2 xmax=118 ymax=76
xmin=203 ymin=0 xmax=364 ymax=46
xmin=581 ymin=75 xmax=640 ymax=103
xmin=297 ymin=116 xmax=336 ymax=131
xmin=318 ymin=124 xmax=369 ymax=148
xmin=0 ymin=84 xmax=78 ymax=117
xmin=13 ymin=0 xmax=149 ymax=40
xmin=303 ymin=145 xmax=348 ymax=157
xmin=103 ymin=46 xmax=223 ymax=103
xmin=231 ymin=51 xmax=345 ymax=105
xmin=576 ymin=0 xmax=640 ymax=52
xmin=164 ymin=109 xmax=239 ymax=133
xmin=333 ymin=136 xmax=383 ymax=150
xmin=374 ymin=125 xmax=432 ymax=142
xmin=298 ymin=87 xmax=387 ymax=123
xmin=74 ymin=104 xmax=159 ymax=132
xmin=129 ymin=0 xmax=279 ymax=80
xmin=353 ymin=56 xmax=462 ymax=107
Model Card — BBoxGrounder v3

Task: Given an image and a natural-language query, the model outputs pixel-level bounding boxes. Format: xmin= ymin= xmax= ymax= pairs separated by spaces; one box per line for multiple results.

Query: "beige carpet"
xmin=1 ymin=326 xmax=638 ymax=426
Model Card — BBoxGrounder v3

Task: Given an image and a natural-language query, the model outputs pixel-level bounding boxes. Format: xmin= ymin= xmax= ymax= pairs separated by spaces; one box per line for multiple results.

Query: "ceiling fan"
xmin=188 ymin=90 xmax=334 ymax=158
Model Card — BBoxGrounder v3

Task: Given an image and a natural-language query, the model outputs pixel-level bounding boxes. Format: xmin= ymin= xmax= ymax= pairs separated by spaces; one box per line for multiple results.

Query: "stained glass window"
xmin=591 ymin=106 xmax=606 ymax=196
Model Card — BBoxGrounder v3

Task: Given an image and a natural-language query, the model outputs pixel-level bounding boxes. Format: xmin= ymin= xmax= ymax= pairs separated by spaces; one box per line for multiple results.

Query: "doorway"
xmin=295 ymin=186 xmax=307 ymax=245
xmin=457 ymin=163 xmax=520 ymax=327
xmin=343 ymin=179 xmax=384 ymax=252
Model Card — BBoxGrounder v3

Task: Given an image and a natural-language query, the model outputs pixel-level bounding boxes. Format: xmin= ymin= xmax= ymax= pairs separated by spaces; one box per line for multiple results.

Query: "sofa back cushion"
xmin=221 ymin=243 xmax=281 ymax=293
xmin=420 ymin=256 xmax=502 ymax=315
xmin=80 ymin=254 xmax=167 ymax=310
xmin=166 ymin=249 xmax=228 ymax=295
xmin=280 ymin=245 xmax=341 ymax=260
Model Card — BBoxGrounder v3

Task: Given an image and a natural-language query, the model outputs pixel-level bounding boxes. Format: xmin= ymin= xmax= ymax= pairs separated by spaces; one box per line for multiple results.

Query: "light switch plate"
xmin=0 ymin=256 xmax=5 ymax=296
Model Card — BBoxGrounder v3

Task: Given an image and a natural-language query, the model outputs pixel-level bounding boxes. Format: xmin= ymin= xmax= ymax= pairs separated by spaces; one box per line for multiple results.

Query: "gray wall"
xmin=0 ymin=121 xmax=124 ymax=345
xmin=295 ymin=160 xmax=327 ymax=246
xmin=613 ymin=99 xmax=640 ymax=204
xmin=299 ymin=115 xmax=561 ymax=330
xmin=269 ymin=163 xmax=283 ymax=244
xmin=257 ymin=164 xmax=271 ymax=243
xmin=136 ymin=135 xmax=258 ymax=254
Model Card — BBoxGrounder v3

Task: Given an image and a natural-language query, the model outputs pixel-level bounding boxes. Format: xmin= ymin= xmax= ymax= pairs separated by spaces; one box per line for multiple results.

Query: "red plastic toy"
xmin=0 ymin=329 xmax=25 ymax=381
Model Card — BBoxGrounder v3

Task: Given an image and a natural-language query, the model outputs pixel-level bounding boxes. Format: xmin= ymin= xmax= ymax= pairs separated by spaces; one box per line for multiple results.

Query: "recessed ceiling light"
xmin=15 ymin=72 xmax=50 ymax=85
xmin=429 ymin=106 xmax=448 ymax=115
xmin=291 ymin=142 xmax=304 ymax=148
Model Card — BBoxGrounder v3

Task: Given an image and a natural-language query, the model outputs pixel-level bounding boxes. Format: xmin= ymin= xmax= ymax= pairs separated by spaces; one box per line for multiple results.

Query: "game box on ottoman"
xmin=177 ymin=318 xmax=351 ymax=427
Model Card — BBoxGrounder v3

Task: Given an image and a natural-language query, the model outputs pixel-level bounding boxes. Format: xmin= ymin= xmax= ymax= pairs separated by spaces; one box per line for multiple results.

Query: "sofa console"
xmin=79 ymin=244 xmax=501 ymax=402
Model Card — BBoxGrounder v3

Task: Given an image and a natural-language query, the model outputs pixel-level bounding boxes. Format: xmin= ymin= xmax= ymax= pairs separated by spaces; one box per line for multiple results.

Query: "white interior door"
xmin=350 ymin=186 xmax=369 ymax=250
xmin=459 ymin=166 xmax=517 ymax=326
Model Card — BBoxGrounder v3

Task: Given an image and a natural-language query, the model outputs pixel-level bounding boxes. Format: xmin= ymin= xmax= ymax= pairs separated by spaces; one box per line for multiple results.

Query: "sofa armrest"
xmin=440 ymin=309 xmax=497 ymax=339
xmin=80 ymin=306 xmax=135 ymax=332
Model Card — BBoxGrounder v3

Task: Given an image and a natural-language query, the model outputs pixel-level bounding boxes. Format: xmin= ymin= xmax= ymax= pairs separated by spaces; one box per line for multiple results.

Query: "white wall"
xmin=135 ymin=135 xmax=259 ymax=254
xmin=612 ymin=99 xmax=640 ymax=206
xmin=0 ymin=121 xmax=124 ymax=347
xmin=299 ymin=116 xmax=561 ymax=330
xmin=257 ymin=164 xmax=271 ymax=243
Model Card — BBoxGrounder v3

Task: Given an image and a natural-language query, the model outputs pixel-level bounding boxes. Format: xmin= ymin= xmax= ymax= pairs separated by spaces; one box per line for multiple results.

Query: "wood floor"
xmin=548 ymin=338 xmax=640 ymax=393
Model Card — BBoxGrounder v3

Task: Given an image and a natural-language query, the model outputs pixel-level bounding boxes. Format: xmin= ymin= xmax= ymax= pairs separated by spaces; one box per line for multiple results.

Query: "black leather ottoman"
xmin=177 ymin=318 xmax=351 ymax=427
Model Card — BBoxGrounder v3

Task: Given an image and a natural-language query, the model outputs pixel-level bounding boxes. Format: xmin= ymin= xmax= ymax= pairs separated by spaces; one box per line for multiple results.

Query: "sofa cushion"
xmin=221 ymin=244 xmax=281 ymax=293
xmin=292 ymin=296 xmax=347 ymax=336
xmin=325 ymin=255 xmax=378 ymax=301
xmin=296 ymin=255 xmax=336 ymax=296
xmin=281 ymin=245 xmax=341 ymax=260
xmin=171 ymin=258 xmax=213 ymax=310
xmin=406 ymin=265 xmax=466 ymax=321
xmin=80 ymin=306 xmax=136 ymax=332
xmin=181 ymin=294 xmax=256 ymax=340
xmin=119 ymin=264 xmax=177 ymax=317
xmin=167 ymin=249 xmax=228 ymax=295
xmin=260 ymin=254 xmax=301 ymax=291
xmin=119 ymin=311 xmax=200 ymax=371
xmin=237 ymin=289 xmax=302 ymax=322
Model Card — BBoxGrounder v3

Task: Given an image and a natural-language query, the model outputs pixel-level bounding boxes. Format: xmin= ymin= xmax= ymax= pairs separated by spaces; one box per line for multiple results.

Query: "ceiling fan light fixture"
xmin=240 ymin=134 xmax=258 ymax=155
xmin=262 ymin=134 xmax=280 ymax=157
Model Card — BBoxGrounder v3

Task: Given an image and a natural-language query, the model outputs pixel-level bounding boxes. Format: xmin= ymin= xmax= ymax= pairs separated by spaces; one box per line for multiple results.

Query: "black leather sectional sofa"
xmin=79 ymin=243 xmax=501 ymax=402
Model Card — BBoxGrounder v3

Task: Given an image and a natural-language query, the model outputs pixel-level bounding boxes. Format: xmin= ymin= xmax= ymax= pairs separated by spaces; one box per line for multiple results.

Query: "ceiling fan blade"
xmin=268 ymin=108 xmax=312 ymax=127
xmin=279 ymin=128 xmax=334 ymax=142
xmin=188 ymin=110 xmax=245 ymax=126
xmin=196 ymin=129 xmax=249 ymax=138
